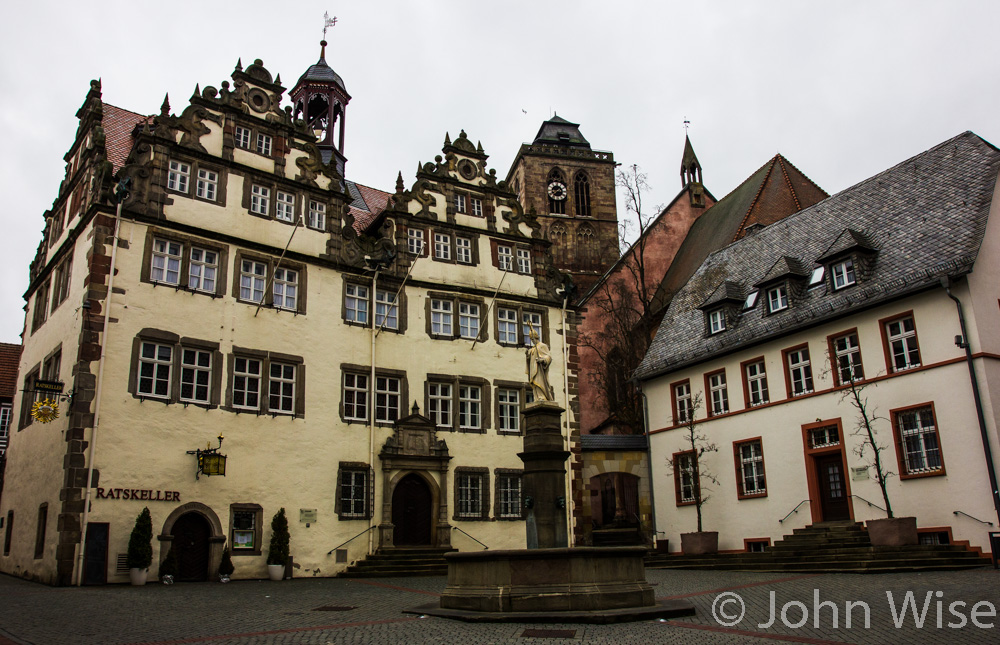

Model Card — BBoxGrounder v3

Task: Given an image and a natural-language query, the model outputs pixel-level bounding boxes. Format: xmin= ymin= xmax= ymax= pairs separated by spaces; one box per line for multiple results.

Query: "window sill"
xmin=900 ymin=468 xmax=946 ymax=480
xmin=231 ymin=550 xmax=262 ymax=557
xmin=737 ymin=491 xmax=768 ymax=500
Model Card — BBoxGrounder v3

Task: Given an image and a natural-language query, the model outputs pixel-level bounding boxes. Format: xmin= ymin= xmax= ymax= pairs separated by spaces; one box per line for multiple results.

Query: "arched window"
xmin=577 ymin=224 xmax=596 ymax=268
xmin=574 ymin=171 xmax=591 ymax=217
xmin=549 ymin=222 xmax=567 ymax=264
xmin=547 ymin=169 xmax=567 ymax=215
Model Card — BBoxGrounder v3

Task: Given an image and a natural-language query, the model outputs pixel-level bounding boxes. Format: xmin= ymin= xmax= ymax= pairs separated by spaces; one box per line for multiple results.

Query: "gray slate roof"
xmin=580 ymin=435 xmax=648 ymax=452
xmin=635 ymin=131 xmax=1000 ymax=381
xmin=297 ymin=56 xmax=347 ymax=92
xmin=532 ymin=115 xmax=591 ymax=148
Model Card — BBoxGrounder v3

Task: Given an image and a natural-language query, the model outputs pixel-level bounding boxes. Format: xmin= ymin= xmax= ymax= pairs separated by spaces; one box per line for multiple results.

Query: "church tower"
xmin=506 ymin=116 xmax=618 ymax=295
xmin=291 ymin=40 xmax=351 ymax=176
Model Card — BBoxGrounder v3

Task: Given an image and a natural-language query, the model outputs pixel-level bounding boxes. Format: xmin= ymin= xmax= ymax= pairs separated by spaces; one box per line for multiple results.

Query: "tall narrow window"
xmin=459 ymin=303 xmax=480 ymax=340
xmin=673 ymin=381 xmax=692 ymax=424
xmin=498 ymin=308 xmax=518 ymax=345
xmin=459 ymin=385 xmax=482 ymax=430
xmin=34 ymin=504 xmax=47 ymax=559
xmin=497 ymin=245 xmax=514 ymax=271
xmin=832 ymin=332 xmax=864 ymax=384
xmin=497 ymin=388 xmax=519 ymax=433
xmin=707 ymin=371 xmax=729 ymax=416
xmin=307 ymin=200 xmax=326 ymax=230
xmin=196 ymin=168 xmax=218 ymax=201
xmin=407 ymin=229 xmax=425 ymax=256
xmin=431 ymin=299 xmax=453 ymax=336
xmin=375 ymin=290 xmax=398 ymax=330
xmin=250 ymin=185 xmax=270 ymax=215
xmin=547 ymin=169 xmax=566 ymax=215
xmin=894 ymin=405 xmax=944 ymax=476
xmin=516 ymin=248 xmax=531 ymax=274
xmin=885 ymin=315 xmax=921 ymax=372
xmin=428 ymin=383 xmax=452 ymax=428
xmin=456 ymin=237 xmax=473 ymax=264
xmin=708 ymin=310 xmax=726 ymax=334
xmin=138 ymin=342 xmax=172 ymax=398
xmin=522 ymin=312 xmax=542 ymax=346
xmin=471 ymin=197 xmax=483 ymax=217
xmin=256 ymin=133 xmax=272 ymax=156
xmin=786 ymin=347 xmax=813 ymax=396
xmin=457 ymin=471 xmax=484 ymax=518
xmin=497 ymin=473 xmax=522 ymax=519
xmin=454 ymin=194 xmax=467 ymax=214
xmin=744 ymin=360 xmax=769 ymax=407
xmin=168 ymin=160 xmax=190 ymax=193
xmin=232 ymin=357 xmax=262 ymax=411
xmin=180 ymin=349 xmax=211 ymax=404
xmin=239 ymin=260 xmax=267 ymax=304
xmin=735 ymin=440 xmax=767 ymax=497
xmin=151 ymin=239 xmax=182 ymax=285
xmin=375 ymin=377 xmax=400 ymax=423
xmin=340 ymin=470 xmax=368 ymax=518
xmin=434 ymin=233 xmax=451 ymax=260
xmin=574 ymin=171 xmax=591 ymax=216
xmin=188 ymin=248 xmax=217 ymax=293
xmin=343 ymin=373 xmax=368 ymax=421
xmin=269 ymin=363 xmax=296 ymax=414
xmin=275 ymin=191 xmax=295 ymax=222
xmin=273 ymin=268 xmax=298 ymax=311
xmin=234 ymin=126 xmax=251 ymax=149
xmin=675 ymin=453 xmax=696 ymax=504
xmin=0 ymin=403 xmax=12 ymax=455
xmin=345 ymin=284 xmax=369 ymax=324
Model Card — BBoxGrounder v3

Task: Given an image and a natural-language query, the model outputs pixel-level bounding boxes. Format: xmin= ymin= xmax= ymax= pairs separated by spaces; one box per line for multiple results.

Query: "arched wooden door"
xmin=171 ymin=512 xmax=210 ymax=581
xmin=392 ymin=474 xmax=432 ymax=546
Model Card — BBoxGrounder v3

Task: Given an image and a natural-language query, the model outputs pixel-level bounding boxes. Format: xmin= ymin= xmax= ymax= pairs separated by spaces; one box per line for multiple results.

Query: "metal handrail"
xmin=850 ymin=495 xmax=887 ymax=515
xmin=953 ymin=510 xmax=995 ymax=527
xmin=327 ymin=525 xmax=376 ymax=555
xmin=779 ymin=500 xmax=811 ymax=524
xmin=451 ymin=526 xmax=488 ymax=550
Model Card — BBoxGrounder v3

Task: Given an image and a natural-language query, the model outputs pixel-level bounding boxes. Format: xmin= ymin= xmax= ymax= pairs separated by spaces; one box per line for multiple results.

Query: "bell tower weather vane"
xmin=323 ymin=11 xmax=338 ymax=40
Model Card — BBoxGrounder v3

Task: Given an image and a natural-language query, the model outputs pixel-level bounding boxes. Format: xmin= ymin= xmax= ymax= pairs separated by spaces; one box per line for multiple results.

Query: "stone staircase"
xmin=338 ymin=547 xmax=455 ymax=578
xmin=645 ymin=522 xmax=992 ymax=574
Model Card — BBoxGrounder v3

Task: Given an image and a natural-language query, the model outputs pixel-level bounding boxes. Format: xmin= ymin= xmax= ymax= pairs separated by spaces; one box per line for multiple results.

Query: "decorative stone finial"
xmin=396 ymin=171 xmax=405 ymax=193
xmin=443 ymin=132 xmax=452 ymax=146
xmin=192 ymin=83 xmax=200 ymax=100
xmin=320 ymin=39 xmax=328 ymax=59
xmin=411 ymin=401 xmax=420 ymax=415
xmin=235 ymin=58 xmax=243 ymax=71
xmin=160 ymin=94 xmax=170 ymax=117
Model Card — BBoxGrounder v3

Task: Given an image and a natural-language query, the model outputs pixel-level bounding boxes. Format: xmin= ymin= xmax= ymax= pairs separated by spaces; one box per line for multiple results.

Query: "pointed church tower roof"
xmin=680 ymin=134 xmax=702 ymax=186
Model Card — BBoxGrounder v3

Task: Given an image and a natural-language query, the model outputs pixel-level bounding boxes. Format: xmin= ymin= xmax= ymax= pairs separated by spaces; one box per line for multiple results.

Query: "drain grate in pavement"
xmin=520 ymin=628 xmax=576 ymax=639
xmin=312 ymin=605 xmax=358 ymax=612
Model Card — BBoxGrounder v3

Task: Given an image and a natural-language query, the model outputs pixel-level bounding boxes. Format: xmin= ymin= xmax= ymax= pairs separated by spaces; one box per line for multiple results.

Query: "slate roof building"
xmin=635 ymin=132 xmax=1000 ymax=555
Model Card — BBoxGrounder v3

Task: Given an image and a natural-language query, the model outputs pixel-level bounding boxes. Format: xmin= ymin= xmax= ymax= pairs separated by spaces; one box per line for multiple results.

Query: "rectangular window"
xmin=431 ymin=299 xmax=453 ymax=336
xmin=234 ymin=126 xmax=251 ymax=149
xmin=708 ymin=310 xmax=726 ymax=334
xmin=767 ymin=285 xmax=788 ymax=312
xmin=522 ymin=311 xmax=542 ymax=346
xmin=894 ymin=405 xmax=944 ymax=476
xmin=168 ymin=160 xmax=190 ymax=193
xmin=673 ymin=381 xmax=692 ymax=424
xmin=180 ymin=348 xmax=211 ymax=404
xmin=256 ymin=133 xmax=272 ymax=156
xmin=188 ymin=247 xmax=218 ymax=293
xmin=0 ymin=403 xmax=12 ymax=455
xmin=831 ymin=259 xmax=856 ymax=289
xmin=340 ymin=469 xmax=368 ymax=518
xmin=459 ymin=385 xmax=481 ymax=430
xmin=407 ymin=229 xmax=425 ymax=255
xmin=434 ymin=233 xmax=451 ymax=260
xmin=885 ymin=315 xmax=921 ymax=372
xmin=786 ymin=347 xmax=813 ymax=396
xmin=269 ymin=363 xmax=296 ymax=414
xmin=735 ymin=440 xmax=766 ymax=497
xmin=832 ymin=332 xmax=864 ymax=384
xmin=498 ymin=245 xmax=514 ymax=271
xmin=497 ymin=388 xmax=520 ymax=434
xmin=497 ymin=473 xmax=522 ymax=519
xmin=307 ymin=200 xmax=326 ymax=230
xmin=32 ymin=282 xmax=49 ymax=332
xmin=196 ymin=168 xmax=218 ymax=201
xmin=138 ymin=342 xmax=172 ymax=398
xmin=456 ymin=237 xmax=472 ymax=264
xmin=744 ymin=360 xmax=769 ymax=407
xmin=471 ymin=197 xmax=483 ymax=217
xmin=675 ymin=453 xmax=696 ymax=504
xmin=457 ymin=471 xmax=484 ymax=519
xmin=232 ymin=509 xmax=258 ymax=551
xmin=809 ymin=425 xmax=840 ymax=448
xmin=34 ymin=504 xmax=47 ymax=559
xmin=345 ymin=284 xmax=369 ymax=324
xmin=375 ymin=290 xmax=398 ymax=330
xmin=239 ymin=260 xmax=267 ymax=303
xmin=707 ymin=370 xmax=729 ymax=416
xmin=343 ymin=373 xmax=368 ymax=421
xmin=273 ymin=268 xmax=298 ymax=311
xmin=428 ymin=383 xmax=452 ymax=428
xmin=459 ymin=303 xmax=480 ymax=340
xmin=454 ymin=194 xmax=467 ymax=213
xmin=516 ymin=248 xmax=531 ymax=274
xmin=275 ymin=191 xmax=295 ymax=222
xmin=232 ymin=357 xmax=262 ymax=411
xmin=498 ymin=308 xmax=519 ymax=345
xmin=250 ymin=185 xmax=270 ymax=215
xmin=151 ymin=238 xmax=182 ymax=285
xmin=375 ymin=376 xmax=400 ymax=423
xmin=52 ymin=253 xmax=74 ymax=310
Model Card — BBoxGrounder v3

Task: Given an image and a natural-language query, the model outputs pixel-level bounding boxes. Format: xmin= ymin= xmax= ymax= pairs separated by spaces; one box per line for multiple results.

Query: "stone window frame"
xmin=30 ymin=279 xmax=50 ymax=334
xmin=224 ymin=347 xmax=305 ymax=418
xmin=492 ymin=300 xmax=548 ymax=348
xmin=18 ymin=365 xmax=40 ymax=430
xmin=339 ymin=364 xmax=409 ymax=426
xmin=139 ymin=228 xmax=229 ymax=299
xmin=493 ymin=380 xmax=530 ymax=436
xmin=489 ymin=239 xmax=533 ymax=276
xmin=890 ymin=401 xmax=946 ymax=480
xmin=306 ymin=198 xmax=329 ymax=232
xmin=240 ymin=178 xmax=316 ymax=229
xmin=494 ymin=468 xmax=524 ymax=520
xmin=50 ymin=250 xmax=74 ymax=314
xmin=232 ymin=249 xmax=307 ymax=315
xmin=426 ymin=374 xmax=491 ymax=433
xmin=733 ymin=437 xmax=768 ymax=499
xmin=229 ymin=503 xmax=263 ymax=556
xmin=336 ymin=462 xmax=374 ymax=520
xmin=406 ymin=226 xmax=429 ymax=258
xmin=453 ymin=466 xmax=490 ymax=521
xmin=704 ymin=368 xmax=729 ymax=417
xmin=165 ymin=155 xmax=227 ymax=207
xmin=433 ymin=230 xmax=453 ymax=262
xmin=426 ymin=291 xmax=488 ymax=343
xmin=573 ymin=170 xmax=592 ymax=217
xmin=375 ymin=281 xmax=408 ymax=334
xmin=127 ymin=329 xmax=223 ymax=409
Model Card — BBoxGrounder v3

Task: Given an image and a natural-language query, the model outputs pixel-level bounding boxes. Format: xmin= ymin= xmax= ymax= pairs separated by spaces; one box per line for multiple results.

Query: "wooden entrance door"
xmin=392 ymin=474 xmax=432 ymax=546
xmin=171 ymin=512 xmax=210 ymax=581
xmin=815 ymin=454 xmax=850 ymax=521
xmin=83 ymin=522 xmax=109 ymax=585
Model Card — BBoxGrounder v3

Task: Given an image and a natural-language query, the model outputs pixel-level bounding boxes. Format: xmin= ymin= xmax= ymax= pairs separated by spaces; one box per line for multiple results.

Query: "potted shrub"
xmin=266 ymin=508 xmax=289 ymax=580
xmin=218 ymin=546 xmax=234 ymax=583
xmin=159 ymin=545 xmax=177 ymax=584
xmin=126 ymin=507 xmax=153 ymax=585
xmin=672 ymin=395 xmax=720 ymax=555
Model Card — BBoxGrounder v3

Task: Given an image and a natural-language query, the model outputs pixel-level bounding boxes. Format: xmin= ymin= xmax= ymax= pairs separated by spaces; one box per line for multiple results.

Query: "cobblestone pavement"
xmin=0 ymin=568 xmax=997 ymax=644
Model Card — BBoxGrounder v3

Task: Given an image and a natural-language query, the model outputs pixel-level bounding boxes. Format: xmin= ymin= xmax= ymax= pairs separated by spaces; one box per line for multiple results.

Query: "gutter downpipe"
xmin=942 ymin=277 xmax=1000 ymax=526
xmin=75 ymin=181 xmax=128 ymax=586
xmin=368 ymin=265 xmax=380 ymax=557
xmin=560 ymin=291 xmax=573 ymax=546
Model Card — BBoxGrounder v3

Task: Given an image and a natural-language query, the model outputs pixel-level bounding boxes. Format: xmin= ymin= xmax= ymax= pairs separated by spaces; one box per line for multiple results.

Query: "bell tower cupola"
xmin=291 ymin=40 xmax=351 ymax=176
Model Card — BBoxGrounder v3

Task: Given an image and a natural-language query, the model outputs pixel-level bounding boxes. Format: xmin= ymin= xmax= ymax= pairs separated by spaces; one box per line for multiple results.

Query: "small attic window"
xmin=557 ymin=132 xmax=570 ymax=142
xmin=743 ymin=291 xmax=759 ymax=311
xmin=708 ymin=310 xmax=726 ymax=334
xmin=808 ymin=266 xmax=825 ymax=288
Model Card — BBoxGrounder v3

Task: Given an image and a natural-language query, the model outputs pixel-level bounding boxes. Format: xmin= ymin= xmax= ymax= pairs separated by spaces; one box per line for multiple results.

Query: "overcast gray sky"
xmin=2 ymin=1 xmax=998 ymax=344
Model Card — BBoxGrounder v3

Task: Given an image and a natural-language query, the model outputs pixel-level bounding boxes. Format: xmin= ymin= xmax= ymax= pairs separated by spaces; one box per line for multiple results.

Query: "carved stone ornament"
xmin=499 ymin=199 xmax=542 ymax=238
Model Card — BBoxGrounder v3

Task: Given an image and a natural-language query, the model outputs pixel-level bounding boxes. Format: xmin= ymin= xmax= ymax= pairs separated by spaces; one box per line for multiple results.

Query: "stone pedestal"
xmin=519 ymin=402 xmax=570 ymax=549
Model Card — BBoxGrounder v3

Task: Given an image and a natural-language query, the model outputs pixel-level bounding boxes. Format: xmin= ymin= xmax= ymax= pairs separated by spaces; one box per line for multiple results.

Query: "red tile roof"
xmin=0 ymin=342 xmax=22 ymax=398
xmin=102 ymin=104 xmax=151 ymax=174
xmin=350 ymin=182 xmax=393 ymax=232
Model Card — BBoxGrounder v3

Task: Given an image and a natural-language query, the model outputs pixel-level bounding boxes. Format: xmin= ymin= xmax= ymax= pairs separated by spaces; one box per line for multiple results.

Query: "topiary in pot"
xmin=159 ymin=545 xmax=177 ymax=584
xmin=218 ymin=547 xmax=235 ymax=582
xmin=266 ymin=508 xmax=289 ymax=580
xmin=126 ymin=507 xmax=153 ymax=585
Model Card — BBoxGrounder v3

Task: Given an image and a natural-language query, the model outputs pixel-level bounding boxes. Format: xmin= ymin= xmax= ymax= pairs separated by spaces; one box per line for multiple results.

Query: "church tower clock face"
xmin=547 ymin=181 xmax=568 ymax=201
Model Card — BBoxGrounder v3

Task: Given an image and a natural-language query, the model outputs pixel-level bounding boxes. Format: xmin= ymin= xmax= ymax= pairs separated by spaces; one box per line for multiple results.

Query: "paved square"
xmin=0 ymin=568 xmax=996 ymax=644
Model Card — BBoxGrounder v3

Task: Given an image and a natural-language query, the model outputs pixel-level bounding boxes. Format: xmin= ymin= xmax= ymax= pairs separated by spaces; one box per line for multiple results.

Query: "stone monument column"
xmin=519 ymin=401 xmax=570 ymax=549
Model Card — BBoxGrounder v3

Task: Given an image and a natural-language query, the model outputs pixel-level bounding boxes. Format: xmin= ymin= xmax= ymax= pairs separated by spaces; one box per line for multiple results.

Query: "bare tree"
xmin=667 ymin=394 xmax=718 ymax=532
xmin=840 ymin=370 xmax=895 ymax=518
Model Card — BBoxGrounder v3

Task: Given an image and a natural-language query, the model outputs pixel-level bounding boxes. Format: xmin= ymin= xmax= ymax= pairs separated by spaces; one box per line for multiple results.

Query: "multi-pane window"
xmin=269 ymin=363 xmax=296 ymax=414
xmin=809 ymin=425 xmax=840 ymax=448
xmin=345 ymin=284 xmax=369 ymax=324
xmin=343 ymin=373 xmax=368 ymax=421
xmin=188 ymin=248 xmax=217 ymax=292
xmin=516 ymin=248 xmax=531 ymax=274
xmin=708 ymin=310 xmax=726 ymax=334
xmin=250 ymin=185 xmax=270 ymax=215
xmin=340 ymin=470 xmax=368 ymax=518
xmin=896 ymin=407 xmax=943 ymax=475
xmin=407 ymin=229 xmax=425 ymax=255
xmin=239 ymin=260 xmax=267 ymax=304
xmin=831 ymin=259 xmax=856 ymax=290
xmin=375 ymin=377 xmax=400 ymax=423
xmin=454 ymin=194 xmax=467 ymax=213
xmin=498 ymin=308 xmax=519 ymax=345
xmin=787 ymin=347 xmax=813 ymax=396
xmin=232 ymin=357 xmax=262 ymax=411
xmin=168 ymin=160 xmax=190 ymax=193
xmin=497 ymin=473 xmax=522 ymax=519
xmin=673 ymin=381 xmax=692 ymax=424
xmin=307 ymin=200 xmax=326 ymax=230
xmin=885 ymin=316 xmax=920 ymax=372
xmin=736 ymin=440 xmax=766 ymax=496
xmin=522 ymin=312 xmax=542 ymax=346
xmin=196 ymin=168 xmax=218 ymax=201
xmin=256 ymin=133 xmax=272 ymax=156
xmin=707 ymin=371 xmax=729 ymax=416
xmin=431 ymin=299 xmax=453 ymax=336
xmin=459 ymin=303 xmax=480 ymax=340
xmin=498 ymin=245 xmax=514 ymax=271
xmin=434 ymin=233 xmax=451 ymax=260
xmin=234 ymin=126 xmax=251 ymax=149
xmin=459 ymin=385 xmax=482 ymax=430
xmin=151 ymin=239 xmax=182 ymax=285
xmin=273 ymin=268 xmax=298 ymax=311
xmin=456 ymin=237 xmax=472 ymax=264
xmin=675 ymin=453 xmax=696 ymax=503
xmin=471 ymin=197 xmax=483 ymax=217
xmin=180 ymin=349 xmax=211 ymax=404
xmin=767 ymin=285 xmax=788 ymax=312
xmin=51 ymin=253 xmax=73 ymax=310
xmin=232 ymin=510 xmax=257 ymax=550
xmin=0 ymin=403 xmax=12 ymax=455
xmin=428 ymin=383 xmax=452 ymax=428
xmin=138 ymin=342 xmax=172 ymax=398
xmin=745 ymin=360 xmax=769 ymax=406
xmin=276 ymin=191 xmax=295 ymax=222
xmin=457 ymin=472 xmax=484 ymax=518
xmin=833 ymin=332 xmax=864 ymax=383
xmin=497 ymin=388 xmax=520 ymax=433
xmin=375 ymin=290 xmax=398 ymax=330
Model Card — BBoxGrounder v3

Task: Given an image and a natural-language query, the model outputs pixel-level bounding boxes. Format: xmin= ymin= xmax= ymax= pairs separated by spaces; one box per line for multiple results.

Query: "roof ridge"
xmin=732 ymin=155 xmax=779 ymax=242
xmin=775 ymin=155 xmax=802 ymax=211
xmin=775 ymin=154 xmax=828 ymax=202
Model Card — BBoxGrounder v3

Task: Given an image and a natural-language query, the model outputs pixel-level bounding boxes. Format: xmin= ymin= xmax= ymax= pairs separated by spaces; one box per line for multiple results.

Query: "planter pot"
xmin=267 ymin=564 xmax=285 ymax=581
xmin=129 ymin=568 xmax=148 ymax=586
xmin=867 ymin=517 xmax=918 ymax=546
xmin=681 ymin=531 xmax=719 ymax=555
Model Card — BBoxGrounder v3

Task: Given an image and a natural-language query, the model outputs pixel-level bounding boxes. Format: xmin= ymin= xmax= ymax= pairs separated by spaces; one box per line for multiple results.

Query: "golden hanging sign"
xmin=31 ymin=398 xmax=60 ymax=424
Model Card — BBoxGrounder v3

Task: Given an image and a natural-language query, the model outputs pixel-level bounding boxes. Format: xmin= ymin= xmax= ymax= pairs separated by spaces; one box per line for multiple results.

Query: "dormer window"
xmin=708 ymin=309 xmax=726 ymax=334
xmin=743 ymin=291 xmax=759 ymax=311
xmin=831 ymin=259 xmax=856 ymax=290
xmin=767 ymin=285 xmax=788 ymax=313
xmin=808 ymin=267 xmax=825 ymax=288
